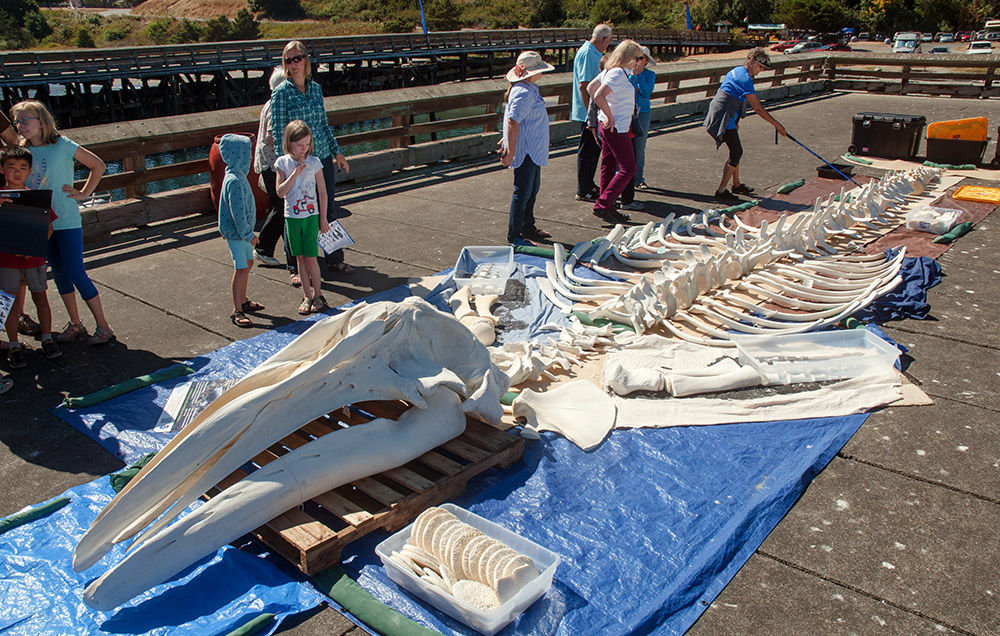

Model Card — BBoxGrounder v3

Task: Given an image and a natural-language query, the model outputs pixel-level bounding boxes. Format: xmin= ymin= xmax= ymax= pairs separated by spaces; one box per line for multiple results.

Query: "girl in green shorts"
xmin=274 ymin=120 xmax=330 ymax=314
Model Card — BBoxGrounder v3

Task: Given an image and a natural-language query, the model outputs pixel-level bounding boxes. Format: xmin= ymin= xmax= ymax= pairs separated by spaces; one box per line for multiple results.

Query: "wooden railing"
xmin=819 ymin=51 xmax=1000 ymax=97
xmin=0 ymin=29 xmax=728 ymax=87
xmin=65 ymin=54 xmax=828 ymax=239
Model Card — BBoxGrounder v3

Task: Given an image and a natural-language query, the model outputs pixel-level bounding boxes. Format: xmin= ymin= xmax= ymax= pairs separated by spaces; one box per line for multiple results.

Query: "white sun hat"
xmin=505 ymin=51 xmax=556 ymax=83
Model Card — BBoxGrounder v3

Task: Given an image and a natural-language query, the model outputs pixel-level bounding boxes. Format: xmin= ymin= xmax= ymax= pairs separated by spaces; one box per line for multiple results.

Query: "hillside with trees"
xmin=5 ymin=0 xmax=1000 ymax=50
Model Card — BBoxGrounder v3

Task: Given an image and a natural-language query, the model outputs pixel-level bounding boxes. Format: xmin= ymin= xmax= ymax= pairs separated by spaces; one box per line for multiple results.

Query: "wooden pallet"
xmin=208 ymin=400 xmax=525 ymax=576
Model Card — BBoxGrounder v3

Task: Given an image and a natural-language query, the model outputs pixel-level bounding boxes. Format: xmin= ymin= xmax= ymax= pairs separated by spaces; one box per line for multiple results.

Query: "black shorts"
xmin=721 ymin=129 xmax=743 ymax=167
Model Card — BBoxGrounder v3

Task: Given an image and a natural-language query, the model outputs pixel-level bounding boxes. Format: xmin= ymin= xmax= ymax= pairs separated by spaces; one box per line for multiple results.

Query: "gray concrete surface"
xmin=2 ymin=89 xmax=997 ymax=635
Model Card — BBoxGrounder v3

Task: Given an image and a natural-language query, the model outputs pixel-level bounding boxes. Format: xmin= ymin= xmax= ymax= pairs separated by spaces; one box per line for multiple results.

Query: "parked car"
xmin=929 ymin=46 xmax=950 ymax=54
xmin=893 ymin=32 xmax=922 ymax=53
xmin=770 ymin=40 xmax=801 ymax=52
xmin=784 ymin=41 xmax=825 ymax=54
xmin=821 ymin=43 xmax=852 ymax=52
xmin=858 ymin=32 xmax=871 ymax=40
xmin=958 ymin=32 xmax=972 ymax=41
xmin=921 ymin=33 xmax=933 ymax=41
xmin=937 ymin=33 xmax=954 ymax=42
xmin=967 ymin=41 xmax=994 ymax=54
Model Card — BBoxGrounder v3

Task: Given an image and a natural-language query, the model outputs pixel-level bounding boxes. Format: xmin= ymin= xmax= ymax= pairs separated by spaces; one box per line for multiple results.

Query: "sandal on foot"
xmin=0 ymin=376 xmax=12 ymax=395
xmin=241 ymin=299 xmax=265 ymax=313
xmin=310 ymin=295 xmax=329 ymax=313
xmin=230 ymin=311 xmax=253 ymax=328
xmin=290 ymin=273 xmax=302 ymax=288
xmin=297 ymin=299 xmax=313 ymax=315
xmin=331 ymin=262 xmax=354 ymax=274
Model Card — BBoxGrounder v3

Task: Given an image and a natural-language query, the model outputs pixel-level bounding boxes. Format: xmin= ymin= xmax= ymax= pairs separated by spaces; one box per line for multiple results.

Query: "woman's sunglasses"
xmin=285 ymin=54 xmax=307 ymax=65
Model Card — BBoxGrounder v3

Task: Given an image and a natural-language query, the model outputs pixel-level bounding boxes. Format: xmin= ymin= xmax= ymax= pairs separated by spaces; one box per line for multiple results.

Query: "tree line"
xmin=3 ymin=0 xmax=999 ymax=51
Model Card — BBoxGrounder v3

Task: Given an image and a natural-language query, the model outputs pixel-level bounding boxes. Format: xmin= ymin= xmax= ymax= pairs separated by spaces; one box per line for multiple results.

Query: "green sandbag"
xmin=922 ymin=160 xmax=976 ymax=170
xmin=0 ymin=497 xmax=71 ymax=536
xmin=932 ymin=221 xmax=974 ymax=244
xmin=501 ymin=391 xmax=518 ymax=406
xmin=63 ymin=364 xmax=196 ymax=409
xmin=109 ymin=451 xmax=158 ymax=494
xmin=776 ymin=179 xmax=806 ymax=195
xmin=224 ymin=613 xmax=276 ymax=636
xmin=313 ymin=565 xmax=439 ymax=636
xmin=840 ymin=317 xmax=866 ymax=330
xmin=513 ymin=245 xmax=556 ymax=259
xmin=718 ymin=199 xmax=759 ymax=215
xmin=843 ymin=152 xmax=873 ymax=165
xmin=568 ymin=310 xmax=634 ymax=333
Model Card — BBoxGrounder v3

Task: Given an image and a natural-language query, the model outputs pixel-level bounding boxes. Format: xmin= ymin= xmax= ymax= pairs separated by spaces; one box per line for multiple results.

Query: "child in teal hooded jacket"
xmin=218 ymin=133 xmax=265 ymax=328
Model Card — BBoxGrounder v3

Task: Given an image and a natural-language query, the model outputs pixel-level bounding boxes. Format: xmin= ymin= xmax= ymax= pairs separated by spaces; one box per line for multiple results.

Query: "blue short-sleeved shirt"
xmin=504 ymin=82 xmax=550 ymax=169
xmin=26 ymin=136 xmax=81 ymax=231
xmin=571 ymin=41 xmax=602 ymax=123
xmin=719 ymin=65 xmax=756 ymax=130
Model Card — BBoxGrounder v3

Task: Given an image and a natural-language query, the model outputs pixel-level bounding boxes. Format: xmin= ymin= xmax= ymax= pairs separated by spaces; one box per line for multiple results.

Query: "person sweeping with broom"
xmin=704 ymin=47 xmax=788 ymax=203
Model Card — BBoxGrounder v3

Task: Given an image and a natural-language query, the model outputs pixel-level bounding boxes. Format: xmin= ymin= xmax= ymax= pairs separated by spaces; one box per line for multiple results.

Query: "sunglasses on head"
xmin=285 ymin=54 xmax=306 ymax=65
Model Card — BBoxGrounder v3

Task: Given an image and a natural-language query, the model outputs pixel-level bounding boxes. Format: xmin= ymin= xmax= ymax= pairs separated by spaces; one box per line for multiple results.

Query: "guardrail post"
xmin=665 ymin=79 xmax=679 ymax=103
xmin=706 ymin=74 xmax=720 ymax=97
xmin=123 ymin=149 xmax=146 ymax=198
xmin=984 ymin=64 xmax=995 ymax=96
xmin=391 ymin=110 xmax=408 ymax=148
xmin=825 ymin=59 xmax=836 ymax=82
xmin=901 ymin=64 xmax=910 ymax=95
xmin=770 ymin=66 xmax=785 ymax=87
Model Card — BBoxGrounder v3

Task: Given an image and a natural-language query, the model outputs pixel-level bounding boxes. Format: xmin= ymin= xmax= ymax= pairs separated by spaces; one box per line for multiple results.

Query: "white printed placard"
xmin=0 ymin=290 xmax=14 ymax=327
xmin=318 ymin=220 xmax=354 ymax=255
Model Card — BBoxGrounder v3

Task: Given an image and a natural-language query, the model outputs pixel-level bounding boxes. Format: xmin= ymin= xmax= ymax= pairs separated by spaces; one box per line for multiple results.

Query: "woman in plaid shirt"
xmin=270 ymin=40 xmax=354 ymax=274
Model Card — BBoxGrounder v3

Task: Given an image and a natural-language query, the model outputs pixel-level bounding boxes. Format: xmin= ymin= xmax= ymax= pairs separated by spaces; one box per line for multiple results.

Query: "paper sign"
xmin=0 ymin=290 xmax=13 ymax=327
xmin=0 ymin=202 xmax=51 ymax=258
xmin=154 ymin=378 xmax=240 ymax=433
xmin=318 ymin=219 xmax=354 ymax=254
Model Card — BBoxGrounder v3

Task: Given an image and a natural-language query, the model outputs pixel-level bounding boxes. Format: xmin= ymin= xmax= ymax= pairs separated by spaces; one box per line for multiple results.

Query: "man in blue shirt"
xmin=572 ymin=24 xmax=613 ymax=202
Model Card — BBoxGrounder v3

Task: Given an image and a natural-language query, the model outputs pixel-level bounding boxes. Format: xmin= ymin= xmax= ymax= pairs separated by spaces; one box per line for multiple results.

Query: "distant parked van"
xmin=893 ymin=32 xmax=922 ymax=53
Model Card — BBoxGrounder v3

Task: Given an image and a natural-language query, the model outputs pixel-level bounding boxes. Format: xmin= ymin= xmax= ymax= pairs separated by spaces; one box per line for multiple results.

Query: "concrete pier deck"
xmin=2 ymin=89 xmax=997 ymax=635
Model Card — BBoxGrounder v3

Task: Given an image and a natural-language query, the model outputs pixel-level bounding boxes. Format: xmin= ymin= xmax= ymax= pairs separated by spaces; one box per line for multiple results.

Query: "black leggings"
xmin=721 ymin=129 xmax=743 ymax=167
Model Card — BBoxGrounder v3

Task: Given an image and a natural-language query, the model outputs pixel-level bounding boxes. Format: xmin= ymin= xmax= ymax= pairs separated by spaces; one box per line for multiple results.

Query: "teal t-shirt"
xmin=26 ymin=136 xmax=81 ymax=230
xmin=571 ymin=41 xmax=602 ymax=123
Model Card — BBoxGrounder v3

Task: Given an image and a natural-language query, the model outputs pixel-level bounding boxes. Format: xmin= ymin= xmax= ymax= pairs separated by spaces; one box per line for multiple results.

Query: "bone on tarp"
xmin=74 ymin=297 xmax=508 ymax=610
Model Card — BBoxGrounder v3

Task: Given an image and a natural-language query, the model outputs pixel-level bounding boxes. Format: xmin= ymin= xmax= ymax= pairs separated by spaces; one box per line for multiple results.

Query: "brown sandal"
xmin=230 ymin=310 xmax=253 ymax=328
xmin=241 ymin=299 xmax=265 ymax=313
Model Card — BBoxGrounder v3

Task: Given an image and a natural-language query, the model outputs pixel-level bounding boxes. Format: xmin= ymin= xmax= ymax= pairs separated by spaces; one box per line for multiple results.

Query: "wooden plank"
xmin=312 ymin=490 xmax=373 ymax=525
xmin=353 ymin=476 xmax=406 ymax=506
xmin=440 ymin=436 xmax=493 ymax=463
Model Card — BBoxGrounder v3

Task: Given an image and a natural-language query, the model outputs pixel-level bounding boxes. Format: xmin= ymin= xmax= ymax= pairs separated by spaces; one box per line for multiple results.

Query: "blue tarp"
xmin=43 ymin=252 xmax=939 ymax=635
xmin=0 ymin=478 xmax=326 ymax=635
xmin=852 ymin=249 xmax=943 ymax=324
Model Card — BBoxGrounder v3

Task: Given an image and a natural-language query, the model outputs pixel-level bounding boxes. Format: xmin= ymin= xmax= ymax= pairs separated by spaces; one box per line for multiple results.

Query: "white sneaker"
xmin=254 ymin=250 xmax=280 ymax=267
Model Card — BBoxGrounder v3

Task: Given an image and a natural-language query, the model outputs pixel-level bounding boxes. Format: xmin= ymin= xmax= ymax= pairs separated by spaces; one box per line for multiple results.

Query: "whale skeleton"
xmin=541 ymin=167 xmax=940 ymax=347
xmin=74 ymin=298 xmax=509 ymax=610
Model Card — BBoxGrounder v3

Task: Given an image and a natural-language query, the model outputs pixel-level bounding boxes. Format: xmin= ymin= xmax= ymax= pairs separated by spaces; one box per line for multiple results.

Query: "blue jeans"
xmin=507 ymin=156 xmax=541 ymax=243
xmin=632 ymin=110 xmax=651 ymax=185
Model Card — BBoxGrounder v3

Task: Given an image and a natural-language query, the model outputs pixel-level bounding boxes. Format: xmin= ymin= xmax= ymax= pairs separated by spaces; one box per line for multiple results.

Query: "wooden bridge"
xmin=0 ymin=28 xmax=728 ymax=127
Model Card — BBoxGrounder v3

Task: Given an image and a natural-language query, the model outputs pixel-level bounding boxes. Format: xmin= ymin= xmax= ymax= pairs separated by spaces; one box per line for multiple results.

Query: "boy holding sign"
xmin=0 ymin=146 xmax=60 ymax=369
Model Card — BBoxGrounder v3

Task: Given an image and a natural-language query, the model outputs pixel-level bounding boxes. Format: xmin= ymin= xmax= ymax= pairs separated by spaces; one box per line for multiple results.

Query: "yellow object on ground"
xmin=927 ymin=117 xmax=988 ymax=141
xmin=953 ymin=184 xmax=1000 ymax=203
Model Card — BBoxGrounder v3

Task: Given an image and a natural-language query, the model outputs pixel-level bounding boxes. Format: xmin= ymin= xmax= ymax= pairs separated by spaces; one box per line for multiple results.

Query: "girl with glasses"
xmin=10 ymin=100 xmax=115 ymax=345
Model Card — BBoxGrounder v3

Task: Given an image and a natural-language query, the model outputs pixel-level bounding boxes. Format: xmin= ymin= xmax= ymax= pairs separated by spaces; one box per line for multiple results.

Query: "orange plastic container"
xmin=926 ymin=117 xmax=988 ymax=141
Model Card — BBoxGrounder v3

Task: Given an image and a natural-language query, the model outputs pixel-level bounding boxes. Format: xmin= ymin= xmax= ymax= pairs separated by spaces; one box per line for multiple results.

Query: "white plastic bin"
xmin=453 ymin=246 xmax=514 ymax=294
xmin=375 ymin=503 xmax=560 ymax=635
xmin=732 ymin=330 xmax=900 ymax=385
